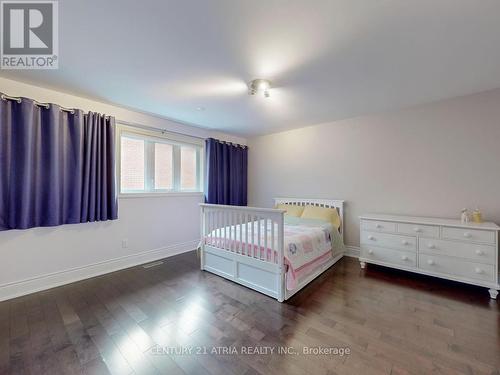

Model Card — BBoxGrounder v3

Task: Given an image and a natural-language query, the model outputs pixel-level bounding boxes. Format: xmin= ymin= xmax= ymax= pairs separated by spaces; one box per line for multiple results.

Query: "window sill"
xmin=119 ymin=192 xmax=204 ymax=199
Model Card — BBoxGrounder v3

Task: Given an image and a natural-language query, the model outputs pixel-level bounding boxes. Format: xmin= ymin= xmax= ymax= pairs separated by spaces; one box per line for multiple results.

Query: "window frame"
xmin=117 ymin=125 xmax=204 ymax=198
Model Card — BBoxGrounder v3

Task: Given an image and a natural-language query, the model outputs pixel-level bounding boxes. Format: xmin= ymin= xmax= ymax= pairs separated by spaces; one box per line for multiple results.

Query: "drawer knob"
xmin=463 ymin=232 xmax=472 ymax=238
xmin=368 ymin=249 xmax=374 ymax=254
xmin=427 ymin=259 xmax=435 ymax=265
xmin=368 ymin=235 xmax=375 ymax=240
xmin=401 ymin=240 xmax=409 ymax=245
xmin=475 ymin=249 xmax=484 ymax=256
xmin=413 ymin=227 xmax=422 ymax=232
xmin=401 ymin=255 xmax=408 ymax=261
xmin=427 ymin=244 xmax=435 ymax=249
xmin=376 ymin=224 xmax=382 ymax=229
xmin=475 ymin=267 xmax=483 ymax=274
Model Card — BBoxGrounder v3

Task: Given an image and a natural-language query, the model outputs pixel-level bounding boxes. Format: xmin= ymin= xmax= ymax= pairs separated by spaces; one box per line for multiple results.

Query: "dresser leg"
xmin=360 ymin=261 xmax=366 ymax=269
xmin=488 ymin=289 xmax=498 ymax=299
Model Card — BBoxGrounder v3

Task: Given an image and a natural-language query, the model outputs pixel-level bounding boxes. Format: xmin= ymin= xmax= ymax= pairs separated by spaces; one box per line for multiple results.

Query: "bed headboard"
xmin=273 ymin=197 xmax=345 ymax=240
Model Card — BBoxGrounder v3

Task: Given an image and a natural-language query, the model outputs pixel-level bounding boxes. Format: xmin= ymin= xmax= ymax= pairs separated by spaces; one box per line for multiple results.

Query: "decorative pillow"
xmin=275 ymin=204 xmax=305 ymax=217
xmin=301 ymin=205 xmax=341 ymax=230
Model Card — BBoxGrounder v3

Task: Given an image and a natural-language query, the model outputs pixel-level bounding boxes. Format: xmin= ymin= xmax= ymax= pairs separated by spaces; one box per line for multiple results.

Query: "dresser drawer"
xmin=361 ymin=231 xmax=416 ymax=252
xmin=361 ymin=220 xmax=396 ymax=233
xmin=398 ymin=223 xmax=439 ymax=238
xmin=442 ymin=227 xmax=495 ymax=244
xmin=419 ymin=239 xmax=495 ymax=264
xmin=361 ymin=246 xmax=416 ymax=268
xmin=419 ymin=254 xmax=495 ymax=283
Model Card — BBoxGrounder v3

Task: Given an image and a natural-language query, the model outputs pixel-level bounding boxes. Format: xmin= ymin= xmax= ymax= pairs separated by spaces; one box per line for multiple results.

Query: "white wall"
xmin=248 ymin=89 xmax=500 ymax=248
xmin=0 ymin=77 xmax=246 ymax=301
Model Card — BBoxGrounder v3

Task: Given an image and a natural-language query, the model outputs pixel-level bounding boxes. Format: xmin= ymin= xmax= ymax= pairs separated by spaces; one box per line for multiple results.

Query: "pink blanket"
xmin=205 ymin=219 xmax=336 ymax=290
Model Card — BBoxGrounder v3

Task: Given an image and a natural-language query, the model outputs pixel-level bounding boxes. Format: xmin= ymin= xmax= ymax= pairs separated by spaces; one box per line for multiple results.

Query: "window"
xmin=154 ymin=143 xmax=173 ymax=190
xmin=119 ymin=128 xmax=203 ymax=194
xmin=180 ymin=146 xmax=197 ymax=190
xmin=120 ymin=137 xmax=145 ymax=191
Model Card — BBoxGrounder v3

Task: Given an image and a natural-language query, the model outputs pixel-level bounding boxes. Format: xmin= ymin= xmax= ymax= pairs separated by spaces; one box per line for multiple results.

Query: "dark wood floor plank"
xmin=110 ymin=331 xmax=159 ymax=375
xmin=8 ymin=297 xmax=35 ymax=375
xmin=55 ymin=346 xmax=84 ymax=375
xmin=57 ymin=290 xmax=102 ymax=368
xmin=70 ymin=289 xmax=134 ymax=375
xmin=40 ymin=292 xmax=74 ymax=353
xmin=9 ymin=299 xmax=29 ymax=339
xmin=0 ymin=300 xmax=10 ymax=374
xmin=26 ymin=295 xmax=67 ymax=375
xmin=1 ymin=253 xmax=499 ymax=375
xmin=82 ymin=357 xmax=111 ymax=375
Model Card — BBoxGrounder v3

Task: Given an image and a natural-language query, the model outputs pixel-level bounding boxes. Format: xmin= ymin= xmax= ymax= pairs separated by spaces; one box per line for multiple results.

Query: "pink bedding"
xmin=204 ymin=218 xmax=341 ymax=290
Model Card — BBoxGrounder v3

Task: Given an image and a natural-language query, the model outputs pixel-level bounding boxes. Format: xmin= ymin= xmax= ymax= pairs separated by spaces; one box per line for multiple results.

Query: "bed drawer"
xmin=419 ymin=254 xmax=495 ymax=283
xmin=361 ymin=231 xmax=416 ymax=252
xmin=361 ymin=220 xmax=396 ymax=233
xmin=361 ymin=246 xmax=416 ymax=268
xmin=442 ymin=227 xmax=495 ymax=244
xmin=398 ymin=223 xmax=439 ymax=238
xmin=419 ymin=239 xmax=495 ymax=264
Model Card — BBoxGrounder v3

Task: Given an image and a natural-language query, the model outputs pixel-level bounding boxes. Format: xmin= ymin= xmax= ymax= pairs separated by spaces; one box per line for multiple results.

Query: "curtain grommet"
xmin=1 ymin=94 xmax=22 ymax=104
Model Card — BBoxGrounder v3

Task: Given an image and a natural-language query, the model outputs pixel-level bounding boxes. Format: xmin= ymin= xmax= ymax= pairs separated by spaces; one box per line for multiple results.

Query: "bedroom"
xmin=0 ymin=0 xmax=499 ymax=374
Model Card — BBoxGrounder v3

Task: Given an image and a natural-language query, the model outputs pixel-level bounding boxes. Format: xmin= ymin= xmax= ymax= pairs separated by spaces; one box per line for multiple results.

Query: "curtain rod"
xmin=1 ymin=93 xmax=203 ymax=140
xmin=117 ymin=120 xmax=247 ymax=148
xmin=2 ymin=92 xmax=246 ymax=148
xmin=116 ymin=119 xmax=206 ymax=140
xmin=1 ymin=93 xmax=75 ymax=113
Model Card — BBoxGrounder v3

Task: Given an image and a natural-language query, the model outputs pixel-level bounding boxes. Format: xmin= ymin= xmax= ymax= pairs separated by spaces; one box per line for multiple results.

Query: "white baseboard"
xmin=344 ymin=245 xmax=360 ymax=258
xmin=0 ymin=239 xmax=199 ymax=302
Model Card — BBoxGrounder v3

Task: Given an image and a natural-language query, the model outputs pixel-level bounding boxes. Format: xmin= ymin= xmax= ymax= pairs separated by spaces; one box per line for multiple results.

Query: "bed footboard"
xmin=200 ymin=204 xmax=286 ymax=301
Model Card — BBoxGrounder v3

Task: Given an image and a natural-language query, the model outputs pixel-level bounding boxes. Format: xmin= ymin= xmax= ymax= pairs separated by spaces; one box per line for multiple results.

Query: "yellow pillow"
xmin=301 ymin=205 xmax=341 ymax=230
xmin=275 ymin=204 xmax=305 ymax=217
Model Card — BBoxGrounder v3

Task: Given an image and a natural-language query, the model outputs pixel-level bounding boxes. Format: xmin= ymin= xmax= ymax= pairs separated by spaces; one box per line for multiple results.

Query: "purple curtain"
xmin=205 ymin=138 xmax=247 ymax=206
xmin=0 ymin=95 xmax=118 ymax=231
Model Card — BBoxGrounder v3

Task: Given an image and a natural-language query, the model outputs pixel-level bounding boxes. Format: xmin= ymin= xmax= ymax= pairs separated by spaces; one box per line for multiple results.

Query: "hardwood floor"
xmin=1 ymin=252 xmax=499 ymax=375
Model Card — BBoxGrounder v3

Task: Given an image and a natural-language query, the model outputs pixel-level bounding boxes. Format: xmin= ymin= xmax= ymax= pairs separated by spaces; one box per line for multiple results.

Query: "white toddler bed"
xmin=199 ymin=198 xmax=345 ymax=302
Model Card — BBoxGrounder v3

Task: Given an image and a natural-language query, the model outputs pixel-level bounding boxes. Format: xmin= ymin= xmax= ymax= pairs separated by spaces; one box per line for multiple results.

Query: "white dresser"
xmin=359 ymin=214 xmax=500 ymax=299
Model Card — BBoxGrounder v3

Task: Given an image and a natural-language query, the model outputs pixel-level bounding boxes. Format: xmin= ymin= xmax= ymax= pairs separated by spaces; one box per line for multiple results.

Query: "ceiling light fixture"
xmin=248 ymin=79 xmax=271 ymax=98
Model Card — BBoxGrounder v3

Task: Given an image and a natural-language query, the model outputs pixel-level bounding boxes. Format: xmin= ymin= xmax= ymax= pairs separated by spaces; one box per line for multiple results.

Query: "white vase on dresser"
xmin=359 ymin=214 xmax=500 ymax=299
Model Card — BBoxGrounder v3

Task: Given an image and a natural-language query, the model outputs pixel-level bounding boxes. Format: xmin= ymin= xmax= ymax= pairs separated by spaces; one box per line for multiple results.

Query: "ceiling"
xmin=2 ymin=0 xmax=500 ymax=136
